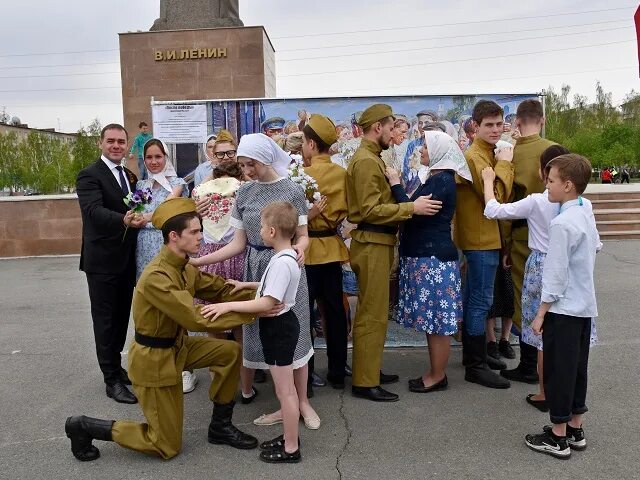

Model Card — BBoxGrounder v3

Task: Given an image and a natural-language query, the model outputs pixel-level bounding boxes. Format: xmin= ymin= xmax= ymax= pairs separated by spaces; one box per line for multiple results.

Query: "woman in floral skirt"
xmin=385 ymin=131 xmax=472 ymax=393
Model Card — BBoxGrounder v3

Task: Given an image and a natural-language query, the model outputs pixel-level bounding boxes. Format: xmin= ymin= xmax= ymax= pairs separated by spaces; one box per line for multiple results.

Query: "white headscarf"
xmin=202 ymin=134 xmax=217 ymax=161
xmin=424 ymin=131 xmax=472 ymax=182
xmin=237 ymin=133 xmax=291 ymax=177
xmin=143 ymin=139 xmax=178 ymax=193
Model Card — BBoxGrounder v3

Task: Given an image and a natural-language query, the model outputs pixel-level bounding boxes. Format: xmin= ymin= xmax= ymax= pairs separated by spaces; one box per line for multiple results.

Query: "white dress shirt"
xmin=101 ymin=155 xmax=131 ymax=194
xmin=541 ymin=199 xmax=599 ymax=318
xmin=484 ymin=190 xmax=601 ymax=253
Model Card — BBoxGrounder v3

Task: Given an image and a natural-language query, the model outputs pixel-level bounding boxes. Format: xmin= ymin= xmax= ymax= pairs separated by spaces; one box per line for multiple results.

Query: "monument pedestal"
xmin=119 ymin=25 xmax=275 ymax=147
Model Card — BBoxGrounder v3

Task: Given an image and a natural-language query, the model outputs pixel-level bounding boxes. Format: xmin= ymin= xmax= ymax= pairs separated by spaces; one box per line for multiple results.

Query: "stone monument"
xmin=151 ymin=0 xmax=244 ymax=30
xmin=119 ymin=0 xmax=275 ymax=176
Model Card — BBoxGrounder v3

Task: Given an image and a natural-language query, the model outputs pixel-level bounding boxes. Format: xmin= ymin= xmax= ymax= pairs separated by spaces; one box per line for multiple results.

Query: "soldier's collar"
xmin=161 ymin=245 xmax=190 ymax=268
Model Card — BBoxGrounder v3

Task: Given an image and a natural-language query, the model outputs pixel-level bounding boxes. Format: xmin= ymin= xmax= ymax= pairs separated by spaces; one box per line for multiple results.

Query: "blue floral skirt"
xmin=397 ymin=256 xmax=462 ymax=335
xmin=521 ymin=250 xmax=598 ymax=350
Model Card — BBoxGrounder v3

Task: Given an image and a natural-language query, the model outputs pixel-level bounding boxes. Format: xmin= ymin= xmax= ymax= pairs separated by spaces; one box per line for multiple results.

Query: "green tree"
xmin=0 ymin=132 xmax=24 ymax=193
xmin=71 ymin=119 xmax=101 ymax=179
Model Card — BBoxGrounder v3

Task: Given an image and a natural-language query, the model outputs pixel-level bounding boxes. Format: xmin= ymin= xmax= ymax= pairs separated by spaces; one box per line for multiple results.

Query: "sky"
xmin=0 ymin=0 xmax=638 ymax=133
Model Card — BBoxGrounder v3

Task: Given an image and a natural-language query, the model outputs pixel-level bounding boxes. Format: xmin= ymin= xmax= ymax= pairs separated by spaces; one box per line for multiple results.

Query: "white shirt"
xmin=101 ymin=155 xmax=131 ymax=194
xmin=541 ymin=199 xmax=599 ymax=318
xmin=256 ymin=249 xmax=301 ymax=314
xmin=484 ymin=190 xmax=601 ymax=253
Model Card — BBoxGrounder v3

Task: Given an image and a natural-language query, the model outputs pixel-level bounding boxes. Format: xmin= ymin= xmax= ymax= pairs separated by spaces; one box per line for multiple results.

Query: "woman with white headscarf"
xmin=134 ymin=139 xmax=189 ymax=280
xmin=192 ymin=133 xmax=320 ymax=429
xmin=385 ymin=131 xmax=472 ymax=393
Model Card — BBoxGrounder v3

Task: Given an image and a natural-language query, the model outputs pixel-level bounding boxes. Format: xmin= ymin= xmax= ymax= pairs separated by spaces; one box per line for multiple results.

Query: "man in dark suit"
xmin=76 ymin=123 xmax=147 ymax=404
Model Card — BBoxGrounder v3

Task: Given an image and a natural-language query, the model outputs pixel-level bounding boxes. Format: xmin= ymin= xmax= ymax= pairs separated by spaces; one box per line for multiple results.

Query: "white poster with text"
xmin=152 ymin=104 xmax=207 ymax=144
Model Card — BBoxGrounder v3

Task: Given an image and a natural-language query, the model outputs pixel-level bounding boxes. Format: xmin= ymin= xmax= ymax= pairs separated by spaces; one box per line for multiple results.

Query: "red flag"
xmin=636 ymin=6 xmax=640 ymax=76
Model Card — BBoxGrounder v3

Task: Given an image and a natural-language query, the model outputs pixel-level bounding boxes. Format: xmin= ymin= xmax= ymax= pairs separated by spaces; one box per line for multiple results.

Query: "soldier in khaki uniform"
xmin=65 ymin=198 xmax=271 ymax=461
xmin=345 ymin=104 xmax=442 ymax=402
xmin=301 ymin=114 xmax=350 ymax=389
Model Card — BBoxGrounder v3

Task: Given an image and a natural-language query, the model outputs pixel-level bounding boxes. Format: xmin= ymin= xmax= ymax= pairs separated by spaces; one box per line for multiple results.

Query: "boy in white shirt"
xmin=524 ymin=154 xmax=599 ymax=459
xmin=202 ymin=201 xmax=304 ymax=463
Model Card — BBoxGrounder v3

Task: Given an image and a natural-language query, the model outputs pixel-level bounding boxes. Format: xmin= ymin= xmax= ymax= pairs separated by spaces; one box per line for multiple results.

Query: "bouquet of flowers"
xmin=122 ymin=188 xmax=153 ymax=239
xmin=287 ymin=155 xmax=321 ymax=209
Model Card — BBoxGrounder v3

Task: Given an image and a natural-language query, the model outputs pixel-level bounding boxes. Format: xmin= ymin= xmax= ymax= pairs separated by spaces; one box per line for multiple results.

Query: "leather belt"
xmin=512 ymin=219 xmax=528 ymax=230
xmin=357 ymin=222 xmax=398 ymax=235
xmin=308 ymin=229 xmax=337 ymax=238
xmin=248 ymin=243 xmax=273 ymax=252
xmin=135 ymin=332 xmax=177 ymax=349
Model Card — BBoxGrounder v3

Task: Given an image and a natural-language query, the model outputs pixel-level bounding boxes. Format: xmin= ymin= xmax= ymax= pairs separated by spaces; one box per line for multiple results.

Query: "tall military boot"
xmin=501 ymin=339 xmax=539 ymax=384
xmin=208 ymin=401 xmax=258 ymax=449
xmin=65 ymin=415 xmax=114 ymax=461
xmin=464 ymin=334 xmax=511 ymax=389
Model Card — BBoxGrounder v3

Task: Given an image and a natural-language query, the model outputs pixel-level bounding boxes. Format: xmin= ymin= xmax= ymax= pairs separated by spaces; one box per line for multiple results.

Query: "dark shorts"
xmin=259 ymin=310 xmax=300 ymax=367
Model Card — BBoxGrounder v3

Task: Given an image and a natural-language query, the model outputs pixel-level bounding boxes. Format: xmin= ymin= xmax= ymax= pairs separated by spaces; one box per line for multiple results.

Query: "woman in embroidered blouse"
xmin=385 ymin=131 xmax=472 ymax=393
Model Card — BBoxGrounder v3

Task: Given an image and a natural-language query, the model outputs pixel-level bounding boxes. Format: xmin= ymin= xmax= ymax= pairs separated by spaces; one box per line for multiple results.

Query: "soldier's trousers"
xmin=510 ymin=234 xmax=530 ymax=331
xmin=111 ymin=336 xmax=241 ymax=459
xmin=350 ymin=239 xmax=394 ymax=388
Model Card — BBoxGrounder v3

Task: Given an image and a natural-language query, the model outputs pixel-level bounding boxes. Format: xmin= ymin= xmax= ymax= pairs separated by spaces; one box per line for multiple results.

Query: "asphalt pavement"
xmin=1 ymin=241 xmax=638 ymax=480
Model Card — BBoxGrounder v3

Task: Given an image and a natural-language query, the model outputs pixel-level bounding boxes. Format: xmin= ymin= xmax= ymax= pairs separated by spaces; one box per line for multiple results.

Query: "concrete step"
xmin=589 ymin=199 xmax=640 ymax=210
xmin=593 ymin=209 xmax=640 ymax=222
xmin=600 ymin=230 xmax=640 ymax=240
xmin=595 ymin=220 xmax=640 ymax=232
xmin=585 ymin=192 xmax=640 ymax=201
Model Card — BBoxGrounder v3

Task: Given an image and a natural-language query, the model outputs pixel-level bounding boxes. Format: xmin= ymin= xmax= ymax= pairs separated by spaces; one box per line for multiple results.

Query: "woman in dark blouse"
xmin=385 ymin=130 xmax=473 ymax=393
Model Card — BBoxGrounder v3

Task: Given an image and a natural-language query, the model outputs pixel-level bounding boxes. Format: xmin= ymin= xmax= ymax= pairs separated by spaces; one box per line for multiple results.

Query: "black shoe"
xmin=501 ymin=366 xmax=538 ymax=384
xmin=499 ymin=339 xmax=516 ymax=359
xmin=487 ymin=341 xmax=500 ymax=360
xmin=65 ymin=416 xmax=114 ymax=462
xmin=310 ymin=372 xmax=326 ymax=387
xmin=526 ymin=394 xmax=549 ymax=412
xmin=259 ymin=434 xmax=301 ymax=451
xmin=465 ymin=364 xmax=511 ymax=389
xmin=525 ymin=429 xmax=571 ymax=459
xmin=105 ymin=382 xmax=137 ymax=404
xmin=379 ymin=371 xmax=399 ymax=384
xmin=208 ymin=401 xmax=258 ymax=450
xmin=408 ymin=375 xmax=448 ymax=393
xmin=118 ymin=368 xmax=132 ymax=385
xmin=240 ymin=387 xmax=258 ymax=405
xmin=352 ymin=386 xmax=399 ymax=402
xmin=254 ymin=369 xmax=267 ymax=384
xmin=259 ymin=444 xmax=302 ymax=463
xmin=544 ymin=424 xmax=586 ymax=450
xmin=327 ymin=374 xmax=346 ymax=389
xmin=486 ymin=354 xmax=507 ymax=371
xmin=463 ymin=333 xmax=510 ymax=389
xmin=344 ymin=364 xmax=352 ymax=376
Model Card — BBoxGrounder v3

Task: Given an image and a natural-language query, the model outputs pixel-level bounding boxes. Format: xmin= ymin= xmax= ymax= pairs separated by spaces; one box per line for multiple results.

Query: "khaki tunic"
xmin=111 ymin=246 xmax=256 ymax=459
xmin=345 ymin=138 xmax=414 ymax=387
xmin=304 ymin=154 xmax=349 ymax=265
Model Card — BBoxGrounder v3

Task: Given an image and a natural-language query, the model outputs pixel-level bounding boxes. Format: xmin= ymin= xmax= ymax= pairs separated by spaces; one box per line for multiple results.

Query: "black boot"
xmin=501 ymin=337 xmax=539 ymax=384
xmin=464 ymin=333 xmax=510 ymax=389
xmin=65 ymin=415 xmax=114 ymax=461
xmin=208 ymin=401 xmax=258 ymax=449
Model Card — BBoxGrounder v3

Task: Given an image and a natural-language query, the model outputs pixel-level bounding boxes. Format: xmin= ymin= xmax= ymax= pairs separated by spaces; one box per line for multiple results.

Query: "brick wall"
xmin=0 ymin=195 xmax=81 ymax=257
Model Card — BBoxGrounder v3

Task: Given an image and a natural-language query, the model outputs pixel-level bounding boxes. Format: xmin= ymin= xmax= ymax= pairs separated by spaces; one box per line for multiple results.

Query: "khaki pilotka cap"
xmin=151 ymin=197 xmax=197 ymax=229
xmin=307 ymin=114 xmax=338 ymax=145
xmin=357 ymin=104 xmax=395 ymax=129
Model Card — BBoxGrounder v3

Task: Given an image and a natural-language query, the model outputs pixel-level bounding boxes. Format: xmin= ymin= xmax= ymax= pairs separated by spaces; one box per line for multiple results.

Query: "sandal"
xmin=259 ymin=443 xmax=301 ymax=463
xmin=253 ymin=412 xmax=283 ymax=426
xmin=259 ymin=434 xmax=301 ymax=451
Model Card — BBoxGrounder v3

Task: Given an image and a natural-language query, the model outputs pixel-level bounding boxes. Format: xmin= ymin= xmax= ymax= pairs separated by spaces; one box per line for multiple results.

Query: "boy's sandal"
xmin=259 ymin=444 xmax=302 ymax=463
xmin=253 ymin=412 xmax=283 ymax=426
xmin=259 ymin=434 xmax=301 ymax=451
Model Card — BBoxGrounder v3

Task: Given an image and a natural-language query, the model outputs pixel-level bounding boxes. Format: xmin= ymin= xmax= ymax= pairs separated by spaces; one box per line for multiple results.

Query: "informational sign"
xmin=152 ymin=104 xmax=207 ymax=144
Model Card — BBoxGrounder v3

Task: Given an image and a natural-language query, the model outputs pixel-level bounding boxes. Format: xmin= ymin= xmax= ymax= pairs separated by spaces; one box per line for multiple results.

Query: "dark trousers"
xmin=306 ymin=262 xmax=348 ymax=383
xmin=543 ymin=312 xmax=591 ymax=424
xmin=85 ymin=262 xmax=136 ymax=384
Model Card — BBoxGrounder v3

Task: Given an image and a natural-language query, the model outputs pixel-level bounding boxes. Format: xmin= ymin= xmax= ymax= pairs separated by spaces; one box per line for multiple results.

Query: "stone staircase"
xmin=583 ymin=184 xmax=640 ymax=240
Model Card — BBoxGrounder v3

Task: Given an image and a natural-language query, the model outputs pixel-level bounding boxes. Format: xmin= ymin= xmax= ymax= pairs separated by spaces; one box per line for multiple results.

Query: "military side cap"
xmin=215 ymin=129 xmax=236 ymax=145
xmin=307 ymin=114 xmax=337 ymax=145
xmin=261 ymin=117 xmax=285 ymax=130
xmin=357 ymin=104 xmax=394 ymax=129
xmin=152 ymin=197 xmax=197 ymax=229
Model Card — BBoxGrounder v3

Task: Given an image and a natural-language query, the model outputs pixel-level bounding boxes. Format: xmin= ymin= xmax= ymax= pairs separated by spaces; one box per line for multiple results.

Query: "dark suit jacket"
xmin=77 ymin=158 xmax=139 ymax=275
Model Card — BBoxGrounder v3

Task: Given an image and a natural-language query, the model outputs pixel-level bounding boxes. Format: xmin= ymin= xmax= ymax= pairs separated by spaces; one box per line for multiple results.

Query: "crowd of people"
xmin=65 ymin=98 xmax=601 ymax=464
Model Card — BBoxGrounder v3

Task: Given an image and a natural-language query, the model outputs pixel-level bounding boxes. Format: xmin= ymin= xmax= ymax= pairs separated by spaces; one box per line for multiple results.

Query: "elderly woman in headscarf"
xmin=191 ymin=133 xmax=320 ymax=429
xmin=135 ymin=138 xmax=189 ymax=280
xmin=385 ymin=131 xmax=472 ymax=393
